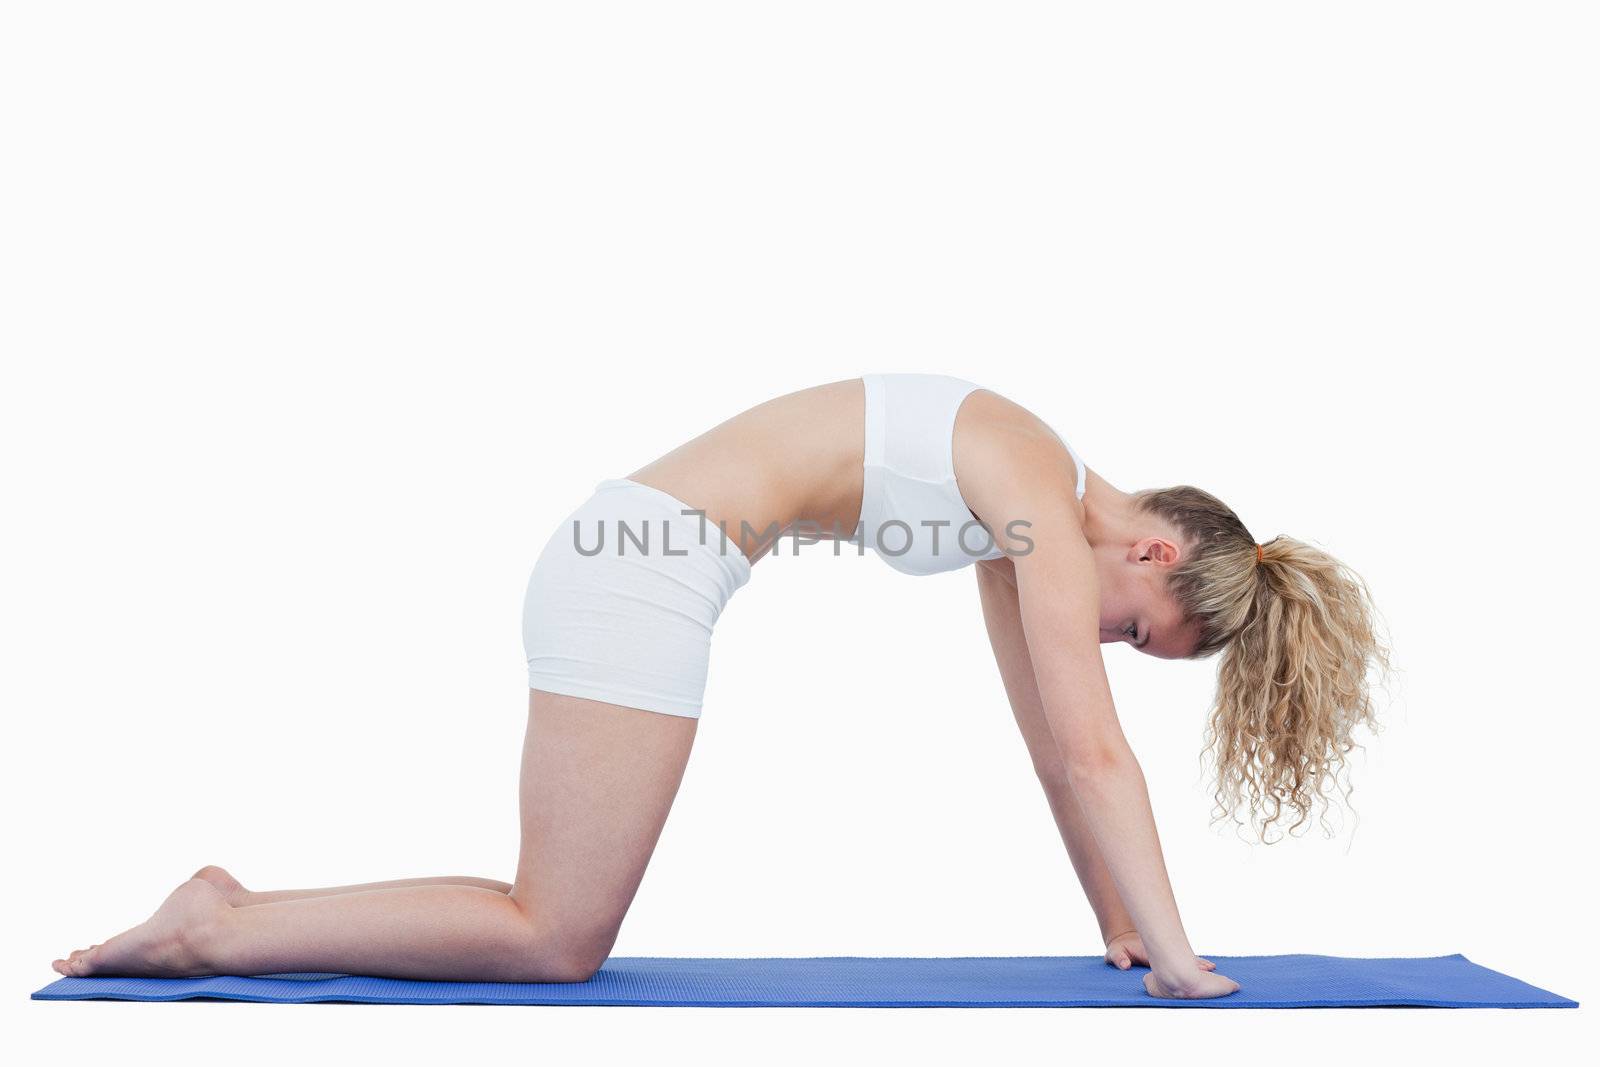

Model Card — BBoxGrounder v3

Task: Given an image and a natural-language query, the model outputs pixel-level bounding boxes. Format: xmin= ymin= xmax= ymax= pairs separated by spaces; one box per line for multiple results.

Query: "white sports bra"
xmin=853 ymin=374 xmax=1087 ymax=577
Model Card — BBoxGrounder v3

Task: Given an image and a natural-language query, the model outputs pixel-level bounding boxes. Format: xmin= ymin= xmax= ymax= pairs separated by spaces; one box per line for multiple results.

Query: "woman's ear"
xmin=1134 ymin=536 xmax=1182 ymax=567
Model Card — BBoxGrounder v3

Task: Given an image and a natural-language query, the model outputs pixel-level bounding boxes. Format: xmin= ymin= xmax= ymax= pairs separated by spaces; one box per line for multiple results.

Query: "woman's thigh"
xmin=511 ymin=688 xmax=698 ymax=959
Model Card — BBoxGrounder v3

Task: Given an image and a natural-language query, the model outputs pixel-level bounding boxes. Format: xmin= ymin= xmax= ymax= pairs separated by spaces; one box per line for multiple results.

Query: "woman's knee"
xmin=541 ymin=925 xmax=618 ymax=982
xmin=543 ymin=951 xmax=605 ymax=983
xmin=499 ymin=910 xmax=615 ymax=983
xmin=488 ymin=940 xmax=605 ymax=984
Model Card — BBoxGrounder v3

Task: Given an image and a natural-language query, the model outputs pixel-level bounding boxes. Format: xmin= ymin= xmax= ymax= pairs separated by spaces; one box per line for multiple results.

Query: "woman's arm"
xmin=1013 ymin=519 xmax=1233 ymax=997
xmin=956 ymin=420 xmax=1236 ymax=999
xmin=976 ymin=560 xmax=1218 ymax=973
xmin=975 ymin=560 xmax=1137 ymax=942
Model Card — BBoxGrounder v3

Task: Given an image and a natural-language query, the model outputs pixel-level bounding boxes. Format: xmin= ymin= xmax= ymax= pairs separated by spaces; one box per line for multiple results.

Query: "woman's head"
xmin=1120 ymin=485 xmax=1392 ymax=841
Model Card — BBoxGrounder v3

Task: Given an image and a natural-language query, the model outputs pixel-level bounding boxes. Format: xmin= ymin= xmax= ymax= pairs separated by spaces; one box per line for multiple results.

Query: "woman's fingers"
xmin=1104 ymin=933 xmax=1147 ymax=970
xmin=1105 ymin=942 xmax=1215 ymax=975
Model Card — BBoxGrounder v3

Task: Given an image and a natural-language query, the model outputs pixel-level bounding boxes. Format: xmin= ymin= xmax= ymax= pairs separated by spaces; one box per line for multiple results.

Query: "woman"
xmin=53 ymin=375 xmax=1388 ymax=1000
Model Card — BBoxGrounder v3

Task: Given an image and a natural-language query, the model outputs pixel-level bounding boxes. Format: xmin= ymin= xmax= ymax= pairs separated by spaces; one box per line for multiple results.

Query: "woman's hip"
xmin=521 ymin=479 xmax=751 ymax=719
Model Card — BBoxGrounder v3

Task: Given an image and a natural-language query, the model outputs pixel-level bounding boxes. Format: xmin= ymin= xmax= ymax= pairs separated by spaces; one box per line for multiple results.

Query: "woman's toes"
xmin=53 ymin=947 xmax=98 ymax=977
xmin=50 ymin=879 xmax=230 ymax=979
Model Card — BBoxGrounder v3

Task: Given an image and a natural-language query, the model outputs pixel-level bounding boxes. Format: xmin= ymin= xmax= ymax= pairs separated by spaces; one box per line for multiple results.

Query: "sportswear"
xmin=521 ymin=375 xmax=1088 ymax=718
xmin=854 ymin=373 xmax=1086 ymax=576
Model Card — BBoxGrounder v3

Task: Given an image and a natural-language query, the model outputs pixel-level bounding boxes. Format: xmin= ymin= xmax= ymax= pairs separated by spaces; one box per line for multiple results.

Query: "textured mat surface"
xmin=32 ymin=953 xmax=1576 ymax=1008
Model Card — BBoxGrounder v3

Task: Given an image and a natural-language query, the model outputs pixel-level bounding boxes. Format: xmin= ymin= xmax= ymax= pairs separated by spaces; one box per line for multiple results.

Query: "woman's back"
xmin=627 ymin=378 xmax=867 ymax=561
xmin=627 ymin=376 xmax=1081 ymax=565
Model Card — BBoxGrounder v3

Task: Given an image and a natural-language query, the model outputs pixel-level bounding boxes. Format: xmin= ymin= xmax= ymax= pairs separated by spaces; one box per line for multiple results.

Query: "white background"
xmin=4 ymin=1 xmax=1594 ymax=1062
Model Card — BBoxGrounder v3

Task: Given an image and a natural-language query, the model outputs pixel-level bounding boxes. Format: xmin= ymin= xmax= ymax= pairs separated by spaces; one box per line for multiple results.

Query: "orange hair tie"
xmin=1255 ymin=543 xmax=1265 ymax=565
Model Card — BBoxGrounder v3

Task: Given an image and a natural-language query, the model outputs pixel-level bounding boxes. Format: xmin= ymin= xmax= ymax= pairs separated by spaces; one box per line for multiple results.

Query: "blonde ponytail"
xmin=1133 ymin=487 xmax=1392 ymax=840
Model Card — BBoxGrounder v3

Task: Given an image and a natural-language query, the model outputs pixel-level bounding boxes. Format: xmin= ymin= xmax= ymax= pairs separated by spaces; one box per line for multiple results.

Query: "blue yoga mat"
xmin=32 ymin=953 xmax=1575 ymax=1007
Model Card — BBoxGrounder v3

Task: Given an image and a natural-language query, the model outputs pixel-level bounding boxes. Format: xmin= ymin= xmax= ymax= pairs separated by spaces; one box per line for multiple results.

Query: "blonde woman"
xmin=54 ymin=375 xmax=1388 ymax=1000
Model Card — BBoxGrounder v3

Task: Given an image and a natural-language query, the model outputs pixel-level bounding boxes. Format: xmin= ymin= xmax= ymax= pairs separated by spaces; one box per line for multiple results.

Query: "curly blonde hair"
xmin=1132 ymin=486 xmax=1392 ymax=841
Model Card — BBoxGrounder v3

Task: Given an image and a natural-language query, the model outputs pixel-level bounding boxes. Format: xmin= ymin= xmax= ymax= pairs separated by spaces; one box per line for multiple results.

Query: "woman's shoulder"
xmin=959 ymin=387 xmax=1077 ymax=477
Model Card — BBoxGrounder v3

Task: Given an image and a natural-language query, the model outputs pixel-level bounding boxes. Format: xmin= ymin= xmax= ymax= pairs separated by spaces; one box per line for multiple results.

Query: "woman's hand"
xmin=1104 ymin=931 xmax=1238 ymax=998
xmin=1143 ymin=964 xmax=1241 ymax=1000
xmin=1103 ymin=930 xmax=1216 ymax=973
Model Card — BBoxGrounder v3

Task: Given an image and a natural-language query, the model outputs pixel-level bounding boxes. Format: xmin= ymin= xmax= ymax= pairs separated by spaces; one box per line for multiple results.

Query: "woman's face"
xmin=1096 ymin=536 xmax=1203 ymax=660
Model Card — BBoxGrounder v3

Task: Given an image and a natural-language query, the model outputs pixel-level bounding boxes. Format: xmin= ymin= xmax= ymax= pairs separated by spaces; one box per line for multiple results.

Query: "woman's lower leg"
xmin=192 ymin=864 xmax=512 ymax=905
xmin=211 ymin=885 xmax=590 ymax=981
xmin=56 ymin=876 xmax=599 ymax=982
xmin=54 ymin=692 xmax=697 ymax=983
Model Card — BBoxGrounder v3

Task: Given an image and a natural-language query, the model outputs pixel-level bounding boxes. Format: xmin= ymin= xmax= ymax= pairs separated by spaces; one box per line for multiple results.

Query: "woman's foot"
xmin=52 ymin=877 xmax=232 ymax=978
xmin=190 ymin=864 xmax=252 ymax=905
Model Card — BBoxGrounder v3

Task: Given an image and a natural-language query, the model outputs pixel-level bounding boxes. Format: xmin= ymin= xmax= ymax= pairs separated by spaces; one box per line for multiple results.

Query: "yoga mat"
xmin=32 ymin=953 xmax=1575 ymax=1007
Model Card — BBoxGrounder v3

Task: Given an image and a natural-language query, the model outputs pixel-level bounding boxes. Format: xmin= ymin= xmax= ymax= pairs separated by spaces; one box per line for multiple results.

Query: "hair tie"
xmin=1255 ymin=543 xmax=1264 ymax=565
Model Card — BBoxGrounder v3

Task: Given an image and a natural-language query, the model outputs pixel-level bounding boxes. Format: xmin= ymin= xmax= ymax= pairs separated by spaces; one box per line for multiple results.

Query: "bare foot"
xmin=52 ymin=878 xmax=232 ymax=978
xmin=190 ymin=864 xmax=251 ymax=906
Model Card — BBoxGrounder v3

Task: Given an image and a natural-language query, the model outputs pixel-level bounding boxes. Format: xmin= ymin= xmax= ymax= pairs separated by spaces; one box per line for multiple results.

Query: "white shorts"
xmin=522 ymin=479 xmax=752 ymax=718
